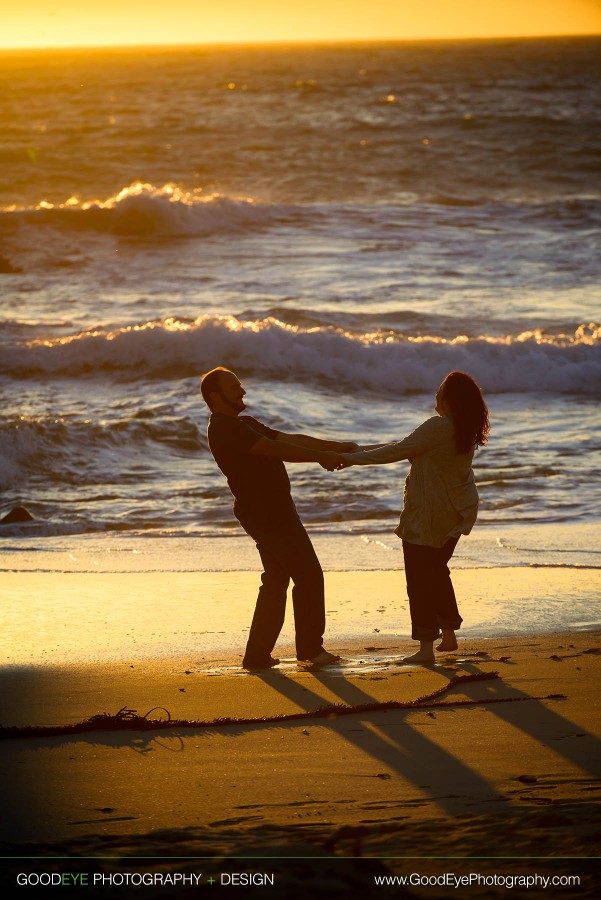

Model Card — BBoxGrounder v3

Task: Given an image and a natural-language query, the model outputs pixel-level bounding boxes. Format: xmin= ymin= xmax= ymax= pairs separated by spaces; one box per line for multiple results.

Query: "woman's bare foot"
xmin=437 ymin=629 xmax=458 ymax=652
xmin=300 ymin=650 xmax=342 ymax=666
xmin=396 ymin=648 xmax=435 ymax=666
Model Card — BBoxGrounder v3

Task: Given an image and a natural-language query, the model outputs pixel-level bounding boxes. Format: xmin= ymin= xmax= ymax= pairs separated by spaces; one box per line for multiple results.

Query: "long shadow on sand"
xmin=2 ymin=655 xmax=598 ymax=845
xmin=254 ymin=667 xmax=498 ymax=816
xmin=252 ymin=657 xmax=601 ymax=816
xmin=430 ymin=656 xmax=601 ymax=780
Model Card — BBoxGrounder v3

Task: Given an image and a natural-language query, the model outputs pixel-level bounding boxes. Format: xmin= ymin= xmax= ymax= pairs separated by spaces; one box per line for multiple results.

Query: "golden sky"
xmin=1 ymin=0 xmax=600 ymax=50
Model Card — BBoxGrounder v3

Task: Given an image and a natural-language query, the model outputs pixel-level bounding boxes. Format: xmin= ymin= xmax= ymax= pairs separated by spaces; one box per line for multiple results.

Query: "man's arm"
xmin=275 ymin=431 xmax=359 ymax=453
xmin=249 ymin=436 xmax=345 ymax=470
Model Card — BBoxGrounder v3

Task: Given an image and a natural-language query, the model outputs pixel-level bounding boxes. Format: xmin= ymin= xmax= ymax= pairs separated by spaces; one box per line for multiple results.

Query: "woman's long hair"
xmin=440 ymin=371 xmax=489 ymax=454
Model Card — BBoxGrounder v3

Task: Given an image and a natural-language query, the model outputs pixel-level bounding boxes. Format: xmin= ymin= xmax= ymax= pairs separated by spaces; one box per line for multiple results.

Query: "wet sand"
xmin=1 ymin=567 xmax=600 ymax=668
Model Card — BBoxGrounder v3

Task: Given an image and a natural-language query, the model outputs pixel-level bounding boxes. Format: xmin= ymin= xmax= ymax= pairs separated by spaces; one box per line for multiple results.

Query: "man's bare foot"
xmin=242 ymin=656 xmax=280 ymax=670
xmin=396 ymin=650 xmax=435 ymax=666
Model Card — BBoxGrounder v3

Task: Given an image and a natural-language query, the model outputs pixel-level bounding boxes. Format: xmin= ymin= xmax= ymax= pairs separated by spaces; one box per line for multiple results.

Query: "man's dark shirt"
xmin=207 ymin=413 xmax=296 ymax=527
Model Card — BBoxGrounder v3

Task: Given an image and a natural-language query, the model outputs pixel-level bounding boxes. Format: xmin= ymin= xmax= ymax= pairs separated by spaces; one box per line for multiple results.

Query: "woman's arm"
xmin=342 ymin=417 xmax=447 ymax=466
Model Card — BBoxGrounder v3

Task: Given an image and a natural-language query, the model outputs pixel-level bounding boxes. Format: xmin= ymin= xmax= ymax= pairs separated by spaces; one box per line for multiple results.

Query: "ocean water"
xmin=1 ymin=37 xmax=600 ymax=573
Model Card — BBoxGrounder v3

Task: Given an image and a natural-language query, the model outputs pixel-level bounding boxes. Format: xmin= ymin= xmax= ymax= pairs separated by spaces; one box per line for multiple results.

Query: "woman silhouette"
xmin=342 ymin=371 xmax=489 ymax=664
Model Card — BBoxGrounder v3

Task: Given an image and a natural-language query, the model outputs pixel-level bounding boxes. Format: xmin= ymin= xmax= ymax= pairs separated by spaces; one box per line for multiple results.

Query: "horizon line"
xmin=1 ymin=31 xmax=600 ymax=54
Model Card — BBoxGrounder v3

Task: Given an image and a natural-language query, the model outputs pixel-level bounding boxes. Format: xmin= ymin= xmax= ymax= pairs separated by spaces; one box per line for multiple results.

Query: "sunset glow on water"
xmin=1 ymin=36 xmax=599 ymax=577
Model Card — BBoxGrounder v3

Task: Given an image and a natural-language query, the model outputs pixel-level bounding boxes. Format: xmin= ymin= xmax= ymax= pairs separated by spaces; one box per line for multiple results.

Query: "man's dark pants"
xmin=240 ymin=513 xmax=325 ymax=664
xmin=402 ymin=537 xmax=462 ymax=641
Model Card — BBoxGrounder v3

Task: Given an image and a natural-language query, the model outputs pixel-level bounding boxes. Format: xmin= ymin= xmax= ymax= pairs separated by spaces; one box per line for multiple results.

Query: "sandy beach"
xmin=1 ymin=568 xmax=599 ymax=896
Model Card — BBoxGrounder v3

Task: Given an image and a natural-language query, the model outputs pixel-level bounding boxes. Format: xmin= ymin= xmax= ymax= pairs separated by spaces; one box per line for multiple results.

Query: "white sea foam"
xmin=3 ymin=316 xmax=599 ymax=394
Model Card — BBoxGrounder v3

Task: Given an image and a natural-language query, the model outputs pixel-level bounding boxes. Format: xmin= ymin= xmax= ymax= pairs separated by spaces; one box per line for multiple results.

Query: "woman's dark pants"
xmin=402 ymin=537 xmax=462 ymax=642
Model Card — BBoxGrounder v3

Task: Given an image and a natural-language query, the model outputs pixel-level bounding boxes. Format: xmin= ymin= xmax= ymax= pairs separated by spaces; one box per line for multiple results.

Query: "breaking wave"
xmin=2 ymin=182 xmax=600 ymax=242
xmin=1 ymin=316 xmax=599 ymax=394
xmin=0 ymin=182 xmax=292 ymax=238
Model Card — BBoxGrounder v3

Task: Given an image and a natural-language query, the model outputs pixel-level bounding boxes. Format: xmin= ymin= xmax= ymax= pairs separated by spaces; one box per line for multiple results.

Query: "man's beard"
xmin=222 ymin=395 xmax=246 ymax=413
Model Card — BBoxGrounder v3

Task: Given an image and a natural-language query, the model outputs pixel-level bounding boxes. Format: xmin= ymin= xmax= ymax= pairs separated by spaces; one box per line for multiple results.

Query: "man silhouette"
xmin=201 ymin=367 xmax=352 ymax=669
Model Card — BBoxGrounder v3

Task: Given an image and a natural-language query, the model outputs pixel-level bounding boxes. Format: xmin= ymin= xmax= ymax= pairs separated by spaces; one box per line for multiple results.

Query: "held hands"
xmin=319 ymin=451 xmax=352 ymax=472
xmin=318 ymin=440 xmax=360 ymax=470
xmin=318 ymin=440 xmax=359 ymax=471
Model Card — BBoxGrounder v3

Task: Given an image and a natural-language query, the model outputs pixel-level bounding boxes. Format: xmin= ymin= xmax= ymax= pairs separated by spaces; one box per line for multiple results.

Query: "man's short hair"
xmin=200 ymin=367 xmax=231 ymax=408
